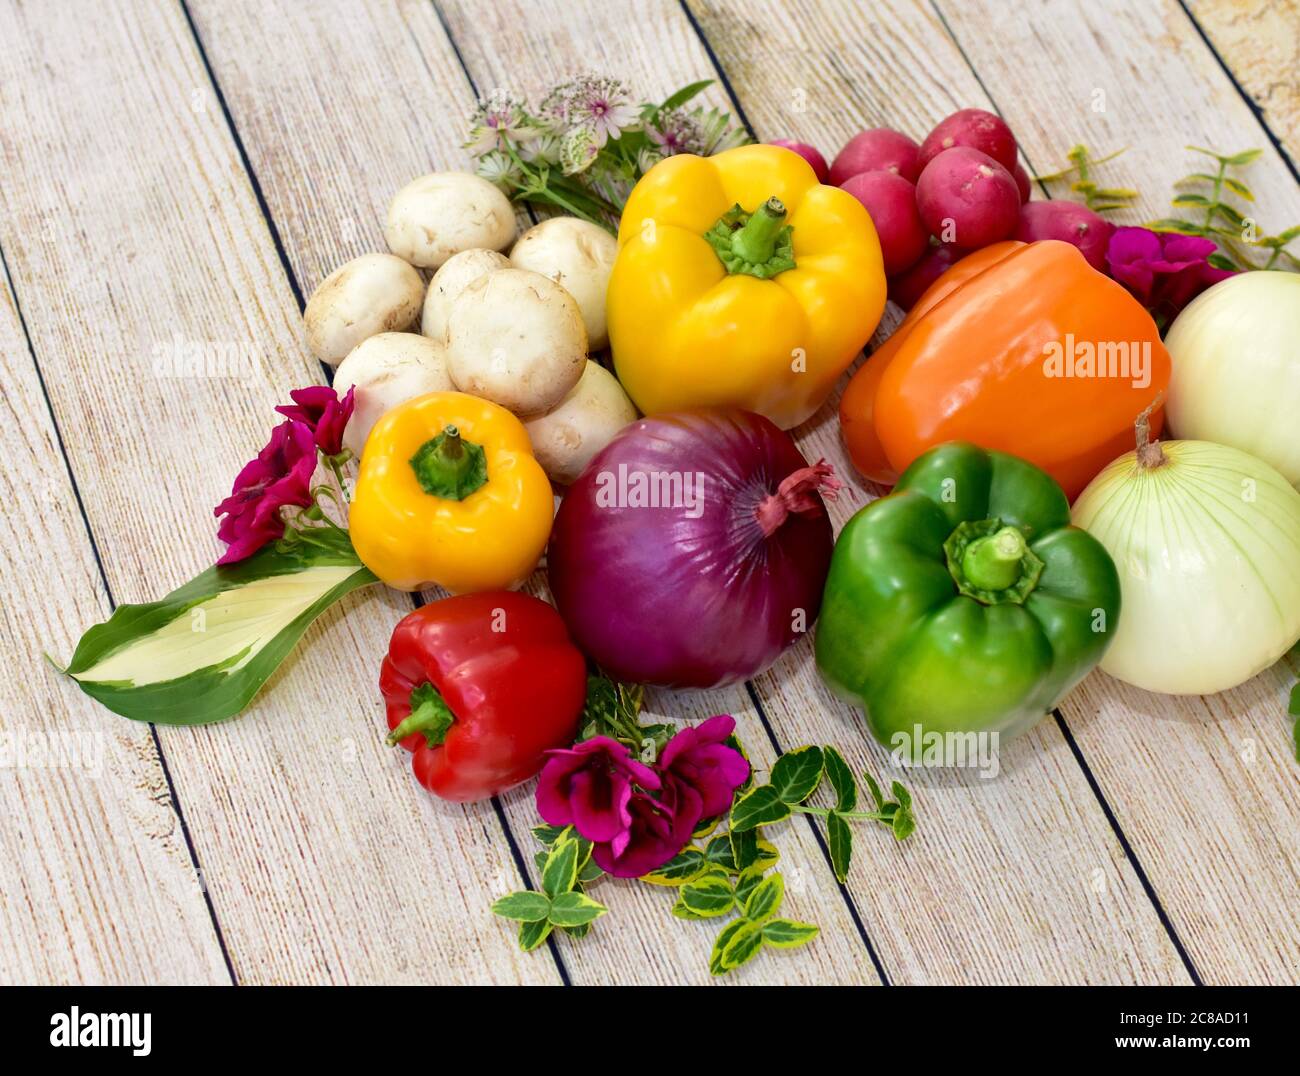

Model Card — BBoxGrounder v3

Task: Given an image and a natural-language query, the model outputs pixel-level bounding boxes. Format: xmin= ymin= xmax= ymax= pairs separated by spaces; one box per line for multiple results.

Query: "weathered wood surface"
xmin=0 ymin=0 xmax=1295 ymax=984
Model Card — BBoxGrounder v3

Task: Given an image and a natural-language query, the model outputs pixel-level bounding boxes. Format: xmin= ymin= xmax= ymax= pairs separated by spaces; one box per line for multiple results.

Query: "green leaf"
xmin=1214 ymin=203 xmax=1246 ymax=226
xmin=770 ymin=746 xmax=824 ymax=804
xmin=518 ymin=918 xmax=553 ymax=952
xmin=677 ymin=873 xmax=735 ymax=918
xmin=753 ymin=838 xmax=780 ymax=873
xmin=1274 ymin=225 xmax=1300 ymax=244
xmin=823 ymin=746 xmax=857 ymax=812
xmin=719 ymin=920 xmax=765 ymax=971
xmin=827 ymin=811 xmax=853 ymax=883
xmin=892 ymin=807 xmax=917 ymax=842
xmin=743 ymin=873 xmax=784 ymax=922
xmin=705 ymin=835 xmax=738 ymax=872
xmin=730 ymin=827 xmax=760 ymax=870
xmin=658 ymin=79 xmax=714 ymax=113
xmin=578 ymin=859 xmax=604 ymax=884
xmin=492 ymin=891 xmax=551 ymax=922
xmin=891 ymin=781 xmax=912 ymax=810
xmin=1206 ymin=252 xmax=1238 ymax=271
xmin=692 ymin=813 xmax=723 ymax=840
xmin=1289 ymin=682 xmax=1300 ymax=716
xmin=762 ymin=919 xmax=820 ymax=949
xmin=531 ymin=824 xmax=568 ymax=847
xmin=1223 ymin=148 xmax=1263 ymax=166
xmin=542 ymin=837 xmax=580 ymax=898
xmin=1222 ymin=176 xmax=1254 ymax=201
xmin=709 ymin=920 xmax=749 ymax=975
xmin=1175 ymin=172 xmax=1221 ymax=187
xmin=733 ymin=865 xmax=765 ymax=907
xmin=863 ymin=771 xmax=885 ymax=812
xmin=730 ymin=785 xmax=791 ymax=831
xmin=639 ymin=847 xmax=707 ymax=886
xmin=1171 ymin=193 xmax=1211 ymax=207
xmin=59 ymin=529 xmax=378 ymax=725
xmin=1146 ymin=217 xmax=1211 ymax=236
xmin=547 ymin=891 xmax=607 ymax=928
xmin=562 ymin=922 xmax=592 ymax=940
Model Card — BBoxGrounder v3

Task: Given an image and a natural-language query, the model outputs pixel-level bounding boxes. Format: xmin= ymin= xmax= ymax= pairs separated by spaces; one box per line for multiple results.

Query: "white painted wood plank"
xmin=0 ymin=0 xmax=553 ymax=985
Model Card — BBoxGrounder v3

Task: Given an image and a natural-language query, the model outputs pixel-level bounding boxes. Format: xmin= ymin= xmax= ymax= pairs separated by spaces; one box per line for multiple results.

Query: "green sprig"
xmin=492 ymin=827 xmax=608 ymax=951
xmin=1038 ymin=145 xmax=1139 ymax=214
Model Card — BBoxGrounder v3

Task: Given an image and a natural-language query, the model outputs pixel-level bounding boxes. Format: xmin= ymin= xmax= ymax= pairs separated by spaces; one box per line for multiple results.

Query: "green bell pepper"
xmin=815 ymin=442 xmax=1120 ymax=749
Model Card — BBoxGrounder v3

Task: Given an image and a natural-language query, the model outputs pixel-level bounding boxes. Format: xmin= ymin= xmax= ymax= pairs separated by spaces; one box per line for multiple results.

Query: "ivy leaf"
xmin=676 ymin=873 xmax=736 ymax=918
xmin=709 ymin=920 xmax=750 ymax=975
xmin=827 ymin=811 xmax=853 ymax=883
xmin=730 ymin=785 xmax=792 ymax=831
xmin=823 ymin=746 xmax=857 ymax=812
xmin=863 ymin=771 xmax=885 ymax=812
xmin=531 ymin=824 xmax=568 ymax=847
xmin=734 ymin=865 xmax=766 ymax=907
xmin=719 ymin=921 xmax=765 ymax=971
xmin=518 ymin=919 xmax=553 ymax=952
xmin=639 ymin=847 xmax=707 ymax=886
xmin=542 ymin=837 xmax=580 ymax=898
xmin=892 ymin=807 xmax=917 ymax=842
xmin=891 ymin=781 xmax=912 ymax=811
xmin=492 ymin=891 xmax=552 ymax=923
xmin=547 ymin=891 xmax=607 ymax=928
xmin=744 ymin=873 xmax=784 ymax=923
xmin=770 ymin=746 xmax=825 ymax=804
xmin=762 ymin=919 xmax=820 ymax=949
xmin=705 ymin=835 xmax=738 ymax=872
xmin=730 ymin=826 xmax=762 ymax=870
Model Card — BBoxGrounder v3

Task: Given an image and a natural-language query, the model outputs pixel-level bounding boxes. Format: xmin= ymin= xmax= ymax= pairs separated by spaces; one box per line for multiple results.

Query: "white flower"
xmin=475 ymin=150 xmax=522 ymax=189
xmin=559 ymin=126 xmax=599 ymax=175
xmin=463 ymin=91 xmax=532 ymax=156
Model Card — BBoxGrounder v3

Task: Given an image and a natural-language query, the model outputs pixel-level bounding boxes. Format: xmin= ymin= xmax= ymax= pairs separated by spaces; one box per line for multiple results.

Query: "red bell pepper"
xmin=381 ymin=592 xmax=586 ymax=802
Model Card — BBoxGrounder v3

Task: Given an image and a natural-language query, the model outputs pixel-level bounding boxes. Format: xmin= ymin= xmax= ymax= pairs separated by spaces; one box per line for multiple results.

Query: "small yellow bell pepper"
xmin=607 ymin=144 xmax=887 ymax=429
xmin=350 ymin=391 xmax=552 ymax=593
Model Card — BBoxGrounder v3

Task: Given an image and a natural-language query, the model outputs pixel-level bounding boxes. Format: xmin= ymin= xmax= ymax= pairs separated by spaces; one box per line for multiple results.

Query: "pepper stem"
xmin=386 ymin=683 xmax=456 ymax=748
xmin=409 ymin=425 xmax=488 ymax=500
xmin=732 ymin=198 xmax=788 ymax=264
xmin=962 ymin=526 xmax=1028 ymax=592
xmin=943 ymin=518 xmax=1044 ymax=606
xmin=703 ymin=197 xmax=797 ymax=279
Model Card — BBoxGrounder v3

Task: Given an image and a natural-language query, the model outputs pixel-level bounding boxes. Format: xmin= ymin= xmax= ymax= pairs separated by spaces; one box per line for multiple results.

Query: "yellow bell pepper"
xmin=607 ymin=144 xmax=887 ymax=429
xmin=350 ymin=391 xmax=552 ymax=593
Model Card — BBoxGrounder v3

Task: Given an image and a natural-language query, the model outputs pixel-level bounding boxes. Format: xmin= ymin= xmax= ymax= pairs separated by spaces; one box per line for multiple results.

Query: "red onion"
xmin=547 ymin=410 xmax=838 ymax=689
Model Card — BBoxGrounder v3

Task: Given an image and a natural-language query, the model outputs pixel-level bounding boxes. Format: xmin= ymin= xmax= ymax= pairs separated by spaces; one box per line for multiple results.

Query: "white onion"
xmin=1166 ymin=271 xmax=1300 ymax=484
xmin=1072 ymin=436 xmax=1300 ymax=695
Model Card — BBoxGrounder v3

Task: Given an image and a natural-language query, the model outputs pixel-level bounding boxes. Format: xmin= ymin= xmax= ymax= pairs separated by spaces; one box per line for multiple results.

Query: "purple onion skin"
xmin=548 ymin=410 xmax=833 ymax=689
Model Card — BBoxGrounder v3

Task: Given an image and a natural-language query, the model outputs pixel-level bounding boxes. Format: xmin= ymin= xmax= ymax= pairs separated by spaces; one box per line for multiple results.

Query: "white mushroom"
xmin=524 ymin=361 xmax=638 ymax=484
xmin=446 ymin=268 xmax=587 ymax=416
xmin=510 ymin=217 xmax=618 ymax=350
xmin=421 ymin=248 xmax=510 ymax=343
xmin=332 ymin=333 xmax=454 ymax=457
xmin=384 ymin=172 xmax=516 ymax=269
xmin=304 ymin=253 xmax=424 ymax=366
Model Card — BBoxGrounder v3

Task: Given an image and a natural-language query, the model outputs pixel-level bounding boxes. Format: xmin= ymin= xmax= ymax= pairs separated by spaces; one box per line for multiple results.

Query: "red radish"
xmin=840 ymin=171 xmax=929 ymax=274
xmin=1013 ymin=162 xmax=1033 ymax=202
xmin=917 ymin=108 xmax=1018 ymax=173
xmin=829 ymin=128 xmax=921 ymax=186
xmin=768 ymin=139 xmax=829 ymax=182
xmin=916 ymin=147 xmax=1020 ymax=250
xmin=1014 ymin=201 xmax=1114 ymax=271
xmin=887 ymin=243 xmax=961 ymax=311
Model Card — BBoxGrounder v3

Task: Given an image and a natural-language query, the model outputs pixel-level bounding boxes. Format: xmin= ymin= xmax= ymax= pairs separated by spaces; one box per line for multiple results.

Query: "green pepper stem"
xmin=408 ymin=425 xmax=488 ymax=500
xmin=961 ymin=526 xmax=1029 ymax=592
xmin=731 ymin=197 xmax=787 ymax=264
xmin=386 ymin=683 xmax=456 ymax=748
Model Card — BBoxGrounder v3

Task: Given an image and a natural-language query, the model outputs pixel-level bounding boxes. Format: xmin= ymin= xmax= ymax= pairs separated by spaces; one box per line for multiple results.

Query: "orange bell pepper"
xmin=840 ymin=240 xmax=1171 ymax=499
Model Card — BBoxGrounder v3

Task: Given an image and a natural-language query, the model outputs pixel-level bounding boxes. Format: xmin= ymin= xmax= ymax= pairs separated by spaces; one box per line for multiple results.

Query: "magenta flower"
xmin=213 ymin=420 xmax=317 ymax=565
xmin=591 ymin=781 xmax=703 ymax=878
xmin=274 ymin=385 xmax=354 ymax=457
xmin=1105 ymin=226 xmax=1235 ymax=328
xmin=658 ymin=715 xmax=749 ymax=821
xmin=536 ymin=737 xmax=660 ymax=848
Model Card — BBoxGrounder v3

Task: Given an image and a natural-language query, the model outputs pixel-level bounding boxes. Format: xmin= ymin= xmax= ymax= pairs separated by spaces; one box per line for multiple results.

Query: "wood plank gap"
xmin=1177 ymin=0 xmax=1300 ymax=187
xmin=927 ymin=0 xmax=1206 ymax=984
xmin=676 ymin=0 xmax=896 ymax=984
xmin=0 ymin=238 xmax=237 ymax=986
xmin=180 ymin=0 xmax=567 ymax=985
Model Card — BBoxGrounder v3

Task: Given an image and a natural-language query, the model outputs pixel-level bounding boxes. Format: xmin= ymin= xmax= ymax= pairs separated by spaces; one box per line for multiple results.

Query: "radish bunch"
xmin=769 ymin=108 xmax=1112 ymax=310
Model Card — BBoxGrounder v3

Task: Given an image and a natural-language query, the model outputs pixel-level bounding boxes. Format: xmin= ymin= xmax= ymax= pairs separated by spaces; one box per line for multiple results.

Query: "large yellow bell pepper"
xmin=350 ymin=391 xmax=552 ymax=593
xmin=607 ymin=144 xmax=887 ymax=429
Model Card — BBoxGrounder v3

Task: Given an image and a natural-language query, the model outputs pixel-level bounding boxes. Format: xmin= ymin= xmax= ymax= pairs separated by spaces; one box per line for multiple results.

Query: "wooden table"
xmin=2 ymin=0 xmax=1297 ymax=986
